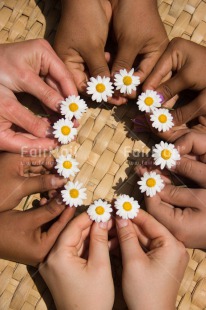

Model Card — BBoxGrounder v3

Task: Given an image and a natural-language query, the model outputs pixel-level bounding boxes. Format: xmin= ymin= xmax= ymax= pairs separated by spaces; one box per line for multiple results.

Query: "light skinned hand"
xmin=110 ymin=0 xmax=168 ymax=98
xmin=0 ymin=152 xmax=67 ymax=212
xmin=143 ymin=38 xmax=206 ymax=140
xmin=0 ymin=196 xmax=75 ymax=266
xmin=39 ymin=212 xmax=114 ymax=310
xmin=139 ymin=132 xmax=206 ymax=249
xmin=54 ymin=0 xmax=125 ymax=105
xmin=116 ymin=210 xmax=189 ymax=310
xmin=0 ymin=39 xmax=77 ymax=152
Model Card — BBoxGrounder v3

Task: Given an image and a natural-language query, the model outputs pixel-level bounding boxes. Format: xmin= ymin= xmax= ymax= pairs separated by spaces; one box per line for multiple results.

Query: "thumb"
xmin=111 ymin=43 xmax=137 ymax=75
xmin=88 ymin=221 xmax=110 ymax=267
xmin=171 ymin=157 xmax=206 ymax=188
xmin=154 ymin=70 xmax=189 ymax=103
xmin=21 ymin=174 xmax=67 ymax=197
xmin=171 ymin=93 xmax=206 ymax=126
xmin=83 ymin=47 xmax=110 ymax=78
xmin=116 ymin=217 xmax=144 ymax=264
xmin=135 ymin=52 xmax=162 ymax=83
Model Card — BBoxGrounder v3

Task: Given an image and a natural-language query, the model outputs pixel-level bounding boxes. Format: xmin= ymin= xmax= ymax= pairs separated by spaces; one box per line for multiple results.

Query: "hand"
xmin=0 ymin=39 xmax=77 ymax=152
xmin=54 ymin=0 xmax=124 ymax=105
xmin=140 ymin=132 xmax=206 ymax=249
xmin=39 ymin=212 xmax=114 ymax=310
xmin=0 ymin=196 xmax=75 ymax=266
xmin=111 ymin=0 xmax=168 ymax=98
xmin=143 ymin=38 xmax=206 ymax=140
xmin=0 ymin=152 xmax=66 ymax=211
xmin=116 ymin=210 xmax=188 ymax=310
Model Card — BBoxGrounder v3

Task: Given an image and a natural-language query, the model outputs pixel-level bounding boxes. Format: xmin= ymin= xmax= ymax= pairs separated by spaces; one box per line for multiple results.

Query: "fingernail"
xmin=46 ymin=127 xmax=54 ymax=138
xmin=56 ymin=101 xmax=62 ymax=111
xmin=99 ymin=221 xmax=108 ymax=229
xmin=56 ymin=197 xmax=63 ymax=205
xmin=117 ymin=218 xmax=128 ymax=228
xmin=51 ymin=175 xmax=67 ymax=188
xmin=158 ymin=93 xmax=165 ymax=103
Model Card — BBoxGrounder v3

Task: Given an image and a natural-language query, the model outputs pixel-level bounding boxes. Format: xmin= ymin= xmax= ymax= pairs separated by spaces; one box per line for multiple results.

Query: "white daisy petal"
xmin=55 ymin=154 xmax=79 ymax=178
xmin=150 ymin=108 xmax=174 ymax=132
xmin=114 ymin=195 xmax=140 ymax=219
xmin=86 ymin=76 xmax=114 ymax=102
xmin=53 ymin=118 xmax=77 ymax=144
xmin=87 ymin=199 xmax=112 ymax=223
xmin=60 ymin=95 xmax=88 ymax=120
xmin=136 ymin=90 xmax=162 ymax=113
xmin=138 ymin=171 xmax=165 ymax=197
xmin=61 ymin=181 xmax=87 ymax=207
xmin=152 ymin=141 xmax=180 ymax=170
xmin=114 ymin=68 xmax=140 ymax=95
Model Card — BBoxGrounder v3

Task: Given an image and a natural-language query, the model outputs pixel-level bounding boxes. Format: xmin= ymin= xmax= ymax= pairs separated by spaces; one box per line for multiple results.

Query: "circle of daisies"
xmin=51 ymin=68 xmax=181 ymax=222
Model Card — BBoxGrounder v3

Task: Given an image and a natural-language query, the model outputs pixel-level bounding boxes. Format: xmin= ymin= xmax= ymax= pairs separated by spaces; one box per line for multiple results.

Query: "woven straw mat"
xmin=0 ymin=0 xmax=206 ymax=309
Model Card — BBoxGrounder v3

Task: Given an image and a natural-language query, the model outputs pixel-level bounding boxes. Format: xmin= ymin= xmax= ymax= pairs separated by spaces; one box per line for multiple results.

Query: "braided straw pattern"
xmin=0 ymin=0 xmax=206 ymax=309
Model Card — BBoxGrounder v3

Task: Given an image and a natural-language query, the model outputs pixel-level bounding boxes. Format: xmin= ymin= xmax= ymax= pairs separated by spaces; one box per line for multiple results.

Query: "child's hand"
xmin=144 ymin=38 xmax=206 ymax=136
xmin=39 ymin=212 xmax=114 ymax=310
xmin=0 ymin=153 xmax=66 ymax=211
xmin=0 ymin=39 xmax=77 ymax=152
xmin=116 ymin=210 xmax=188 ymax=310
xmin=139 ymin=132 xmax=206 ymax=249
xmin=111 ymin=0 xmax=168 ymax=97
xmin=0 ymin=196 xmax=75 ymax=266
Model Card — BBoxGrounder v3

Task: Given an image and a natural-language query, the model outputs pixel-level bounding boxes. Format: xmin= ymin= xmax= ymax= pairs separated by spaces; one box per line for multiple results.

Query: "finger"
xmin=2 ymin=98 xmax=52 ymax=138
xmin=136 ymin=52 xmax=163 ymax=83
xmin=143 ymin=47 xmax=173 ymax=90
xmin=83 ymin=48 xmax=110 ymax=78
xmin=88 ymin=221 xmax=111 ymax=267
xmin=21 ymin=174 xmax=67 ymax=197
xmin=22 ymin=74 xmax=64 ymax=112
xmin=0 ymin=131 xmax=57 ymax=153
xmin=171 ymin=157 xmax=206 ymax=188
xmin=55 ymin=212 xmax=93 ymax=246
xmin=131 ymin=209 xmax=173 ymax=240
xmin=174 ymin=132 xmax=206 ymax=156
xmin=32 ymin=195 xmax=70 ymax=227
xmin=159 ymin=184 xmax=205 ymax=209
xmin=111 ymin=43 xmax=137 ymax=75
xmin=115 ymin=216 xmax=145 ymax=263
xmin=170 ymin=94 xmax=206 ymax=126
xmin=43 ymin=203 xmax=76 ymax=247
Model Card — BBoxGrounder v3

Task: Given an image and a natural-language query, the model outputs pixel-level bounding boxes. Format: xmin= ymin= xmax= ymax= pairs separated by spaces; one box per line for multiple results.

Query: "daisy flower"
xmin=114 ymin=68 xmax=140 ymax=94
xmin=55 ymin=154 xmax=79 ymax=178
xmin=114 ymin=194 xmax=140 ymax=219
xmin=86 ymin=76 xmax=114 ymax=102
xmin=136 ymin=90 xmax=162 ymax=113
xmin=138 ymin=171 xmax=164 ymax=197
xmin=61 ymin=181 xmax=87 ymax=207
xmin=152 ymin=141 xmax=180 ymax=170
xmin=87 ymin=199 xmax=112 ymax=223
xmin=60 ymin=95 xmax=88 ymax=120
xmin=150 ymin=108 xmax=174 ymax=132
xmin=53 ymin=118 xmax=77 ymax=144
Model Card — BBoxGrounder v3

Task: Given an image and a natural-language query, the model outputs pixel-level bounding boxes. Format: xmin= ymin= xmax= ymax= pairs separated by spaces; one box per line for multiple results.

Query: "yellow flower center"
xmin=123 ymin=202 xmax=132 ymax=211
xmin=70 ymin=189 xmax=79 ymax=198
xmin=95 ymin=206 xmax=105 ymax=215
xmin=96 ymin=83 xmax=106 ymax=93
xmin=146 ymin=178 xmax=156 ymax=188
xmin=158 ymin=114 xmax=167 ymax=123
xmin=144 ymin=97 xmax=154 ymax=106
xmin=61 ymin=126 xmax=71 ymax=136
xmin=161 ymin=149 xmax=172 ymax=160
xmin=69 ymin=103 xmax=78 ymax=112
xmin=123 ymin=76 xmax=132 ymax=86
xmin=63 ymin=161 xmax=72 ymax=169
